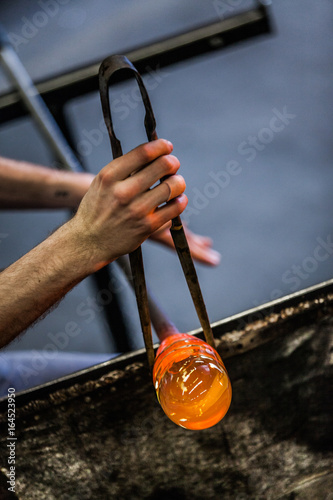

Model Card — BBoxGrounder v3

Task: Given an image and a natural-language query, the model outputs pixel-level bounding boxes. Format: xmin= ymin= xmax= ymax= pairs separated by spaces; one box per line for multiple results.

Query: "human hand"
xmin=149 ymin=222 xmax=221 ymax=266
xmin=66 ymin=172 xmax=94 ymax=209
xmin=69 ymin=139 xmax=187 ymax=271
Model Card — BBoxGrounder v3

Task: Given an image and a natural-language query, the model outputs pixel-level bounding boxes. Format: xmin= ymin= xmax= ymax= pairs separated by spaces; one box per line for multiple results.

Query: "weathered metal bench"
xmin=1 ymin=280 xmax=332 ymax=499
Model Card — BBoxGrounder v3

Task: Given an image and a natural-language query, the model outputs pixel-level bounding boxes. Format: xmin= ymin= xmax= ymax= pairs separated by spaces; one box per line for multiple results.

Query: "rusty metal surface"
xmin=0 ymin=281 xmax=332 ymax=499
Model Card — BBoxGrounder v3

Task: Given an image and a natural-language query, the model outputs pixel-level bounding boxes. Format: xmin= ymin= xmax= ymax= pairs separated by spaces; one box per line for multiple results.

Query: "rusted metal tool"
xmin=99 ymin=54 xmax=215 ymax=369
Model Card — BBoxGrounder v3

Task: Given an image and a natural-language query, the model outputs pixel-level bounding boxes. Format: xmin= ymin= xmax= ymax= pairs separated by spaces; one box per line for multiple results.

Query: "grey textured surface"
xmin=0 ymin=1 xmax=332 ymax=386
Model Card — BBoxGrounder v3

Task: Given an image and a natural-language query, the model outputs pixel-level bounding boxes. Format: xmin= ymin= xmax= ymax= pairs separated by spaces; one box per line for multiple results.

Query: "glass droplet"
xmin=153 ymin=334 xmax=232 ymax=430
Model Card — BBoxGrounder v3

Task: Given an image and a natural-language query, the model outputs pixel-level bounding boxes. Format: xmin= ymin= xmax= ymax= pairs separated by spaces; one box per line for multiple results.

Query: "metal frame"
xmin=0 ymin=3 xmax=271 ymax=123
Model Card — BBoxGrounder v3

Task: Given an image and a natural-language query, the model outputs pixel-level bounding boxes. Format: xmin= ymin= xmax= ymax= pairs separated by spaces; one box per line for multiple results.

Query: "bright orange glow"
xmin=153 ymin=334 xmax=232 ymax=430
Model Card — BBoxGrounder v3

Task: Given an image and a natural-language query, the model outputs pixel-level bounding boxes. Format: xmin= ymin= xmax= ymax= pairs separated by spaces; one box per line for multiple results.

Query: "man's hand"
xmin=0 ymin=140 xmax=187 ymax=346
xmin=150 ymin=223 xmax=221 ymax=266
xmin=66 ymin=139 xmax=188 ymax=271
xmin=0 ymin=149 xmax=220 ymax=266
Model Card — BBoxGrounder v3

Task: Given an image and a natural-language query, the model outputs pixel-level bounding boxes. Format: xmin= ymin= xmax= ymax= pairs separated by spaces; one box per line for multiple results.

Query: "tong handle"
xmin=99 ymin=55 xmax=216 ymax=364
xmin=99 ymin=55 xmax=156 ymax=369
xmin=99 ymin=55 xmax=157 ymax=156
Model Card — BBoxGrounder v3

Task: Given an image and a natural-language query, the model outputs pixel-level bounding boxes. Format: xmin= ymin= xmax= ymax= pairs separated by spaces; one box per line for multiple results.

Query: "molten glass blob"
xmin=153 ymin=334 xmax=232 ymax=430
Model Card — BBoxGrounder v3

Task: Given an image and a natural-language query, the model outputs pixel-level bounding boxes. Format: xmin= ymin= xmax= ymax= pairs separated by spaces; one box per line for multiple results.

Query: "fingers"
xmin=187 ymin=233 xmax=214 ymax=250
xmin=152 ymin=193 xmax=188 ymax=229
xmin=106 ymin=139 xmax=174 ymax=181
xmin=188 ymin=240 xmax=221 ymax=266
xmin=148 ymin=222 xmax=221 ymax=266
xmin=97 ymin=140 xmax=180 ymax=206
xmin=138 ymin=174 xmax=186 ymax=213
xmin=152 ymin=221 xmax=172 ymax=235
xmin=125 ymin=153 xmax=181 ymax=196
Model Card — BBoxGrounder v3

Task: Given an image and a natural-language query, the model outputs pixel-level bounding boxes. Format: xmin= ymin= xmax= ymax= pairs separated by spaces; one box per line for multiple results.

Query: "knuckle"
xmin=98 ymin=167 xmax=114 ymax=185
xmin=175 ymin=174 xmax=186 ymax=192
xmin=143 ymin=216 xmax=155 ymax=234
xmin=139 ymin=143 xmax=155 ymax=164
xmin=173 ymin=193 xmax=188 ymax=213
xmin=128 ymin=202 xmax=145 ymax=221
xmin=161 ymin=155 xmax=180 ymax=175
xmin=132 ymin=215 xmax=153 ymax=238
xmin=113 ymin=183 xmax=129 ymax=206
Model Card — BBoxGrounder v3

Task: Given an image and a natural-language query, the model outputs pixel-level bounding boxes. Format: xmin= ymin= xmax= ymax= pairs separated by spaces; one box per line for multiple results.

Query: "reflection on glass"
xmin=153 ymin=334 xmax=232 ymax=430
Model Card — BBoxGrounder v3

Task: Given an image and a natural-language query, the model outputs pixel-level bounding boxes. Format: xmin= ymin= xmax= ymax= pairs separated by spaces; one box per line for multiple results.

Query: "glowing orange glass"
xmin=153 ymin=334 xmax=232 ymax=430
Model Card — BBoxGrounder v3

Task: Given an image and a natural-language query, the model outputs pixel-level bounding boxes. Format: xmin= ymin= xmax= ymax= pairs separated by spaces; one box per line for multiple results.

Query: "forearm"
xmin=0 ymin=140 xmax=187 ymax=348
xmin=0 ymin=220 xmax=95 ymax=348
xmin=0 ymin=156 xmax=93 ymax=209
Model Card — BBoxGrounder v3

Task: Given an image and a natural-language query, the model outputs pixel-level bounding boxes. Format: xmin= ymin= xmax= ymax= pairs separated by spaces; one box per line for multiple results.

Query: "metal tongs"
xmin=99 ymin=55 xmax=215 ymax=369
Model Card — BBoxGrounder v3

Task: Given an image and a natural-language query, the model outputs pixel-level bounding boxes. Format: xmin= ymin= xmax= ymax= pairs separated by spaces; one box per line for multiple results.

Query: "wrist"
xmin=50 ymin=219 xmax=99 ymax=279
xmin=60 ymin=216 xmax=113 ymax=276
